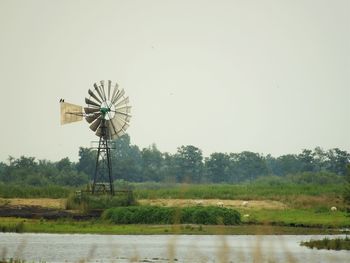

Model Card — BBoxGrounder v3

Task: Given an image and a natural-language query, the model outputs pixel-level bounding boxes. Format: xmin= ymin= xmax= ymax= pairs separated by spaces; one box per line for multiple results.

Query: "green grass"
xmin=239 ymin=208 xmax=350 ymax=228
xmin=301 ymin=236 xmax=350 ymax=250
xmin=133 ymin=183 xmax=342 ymax=200
xmin=0 ymin=184 xmax=72 ymax=198
xmin=0 ymin=217 xmax=343 ymax=235
xmin=0 ymin=183 xmax=343 ymax=200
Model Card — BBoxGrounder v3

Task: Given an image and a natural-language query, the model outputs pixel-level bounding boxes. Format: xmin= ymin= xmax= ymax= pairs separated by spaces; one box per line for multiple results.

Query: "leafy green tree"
xmin=326 ymin=148 xmax=350 ymax=175
xmin=230 ymin=151 xmax=268 ymax=182
xmin=0 ymin=162 xmax=7 ymax=182
xmin=141 ymin=144 xmax=164 ymax=181
xmin=55 ymin=170 xmax=88 ymax=186
xmin=173 ymin=145 xmax=203 ymax=183
xmin=205 ymin=153 xmax=230 ymax=183
xmin=344 ymin=165 xmax=350 ymax=209
xmin=298 ymin=149 xmax=315 ymax=172
xmin=56 ymin=157 xmax=73 ymax=172
xmin=12 ymin=156 xmax=37 ymax=169
xmin=111 ymin=134 xmax=142 ymax=182
xmin=313 ymin=147 xmax=329 ymax=172
xmin=275 ymin=154 xmax=301 ymax=176
xmin=76 ymin=147 xmax=97 ymax=179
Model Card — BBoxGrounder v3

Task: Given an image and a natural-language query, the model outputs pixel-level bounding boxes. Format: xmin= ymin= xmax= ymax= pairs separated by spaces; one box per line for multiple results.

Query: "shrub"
xmin=102 ymin=206 xmax=241 ymax=225
xmin=66 ymin=191 xmax=137 ymax=211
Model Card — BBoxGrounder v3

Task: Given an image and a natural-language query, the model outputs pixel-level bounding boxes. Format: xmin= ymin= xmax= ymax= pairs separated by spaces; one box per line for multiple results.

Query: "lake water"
xmin=0 ymin=233 xmax=349 ymax=262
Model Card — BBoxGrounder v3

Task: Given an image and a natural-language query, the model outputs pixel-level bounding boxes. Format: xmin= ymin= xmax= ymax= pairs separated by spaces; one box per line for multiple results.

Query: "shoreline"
xmin=0 ymin=217 xmax=348 ymax=236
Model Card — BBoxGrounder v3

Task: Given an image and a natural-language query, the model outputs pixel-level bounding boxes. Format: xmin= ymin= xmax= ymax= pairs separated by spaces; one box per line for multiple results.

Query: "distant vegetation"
xmin=102 ymin=206 xmax=241 ymax=225
xmin=0 ymin=134 xmax=349 ymax=187
xmin=0 ymin=184 xmax=71 ymax=198
xmin=132 ymin=183 xmax=343 ymax=201
xmin=344 ymin=164 xmax=350 ymax=210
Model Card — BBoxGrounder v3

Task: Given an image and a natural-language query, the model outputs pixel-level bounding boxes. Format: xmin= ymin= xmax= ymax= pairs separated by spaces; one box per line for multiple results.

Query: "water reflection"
xmin=0 ymin=233 xmax=349 ymax=262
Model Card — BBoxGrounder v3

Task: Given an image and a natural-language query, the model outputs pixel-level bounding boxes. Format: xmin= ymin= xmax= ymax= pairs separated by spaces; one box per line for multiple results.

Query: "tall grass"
xmin=0 ymin=221 xmax=24 ymax=233
xmin=0 ymin=182 xmax=343 ymax=201
xmin=133 ymin=183 xmax=342 ymax=200
xmin=0 ymin=184 xmax=72 ymax=198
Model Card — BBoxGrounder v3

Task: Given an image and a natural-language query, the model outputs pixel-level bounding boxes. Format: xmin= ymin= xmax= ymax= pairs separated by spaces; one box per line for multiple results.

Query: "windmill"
xmin=60 ymin=80 xmax=131 ymax=195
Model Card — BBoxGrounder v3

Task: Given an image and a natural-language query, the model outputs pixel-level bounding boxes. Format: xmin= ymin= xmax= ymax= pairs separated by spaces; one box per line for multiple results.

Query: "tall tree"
xmin=275 ymin=154 xmax=301 ymax=176
xmin=173 ymin=145 xmax=203 ymax=183
xmin=326 ymin=148 xmax=350 ymax=175
xmin=141 ymin=144 xmax=164 ymax=181
xmin=205 ymin=153 xmax=230 ymax=183
xmin=111 ymin=134 xmax=142 ymax=182
xmin=298 ymin=149 xmax=315 ymax=172
xmin=76 ymin=147 xmax=97 ymax=179
xmin=232 ymin=151 xmax=268 ymax=182
xmin=344 ymin=165 xmax=350 ymax=210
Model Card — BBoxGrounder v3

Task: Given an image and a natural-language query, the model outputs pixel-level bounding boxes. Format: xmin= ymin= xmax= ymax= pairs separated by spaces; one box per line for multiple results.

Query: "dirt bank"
xmin=1 ymin=198 xmax=287 ymax=210
xmin=0 ymin=198 xmax=65 ymax=209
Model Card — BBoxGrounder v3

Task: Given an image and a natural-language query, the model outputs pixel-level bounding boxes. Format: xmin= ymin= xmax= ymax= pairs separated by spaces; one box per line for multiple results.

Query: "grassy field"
xmin=0 ymin=217 xmax=344 ymax=235
xmin=239 ymin=208 xmax=349 ymax=228
xmin=133 ymin=183 xmax=343 ymax=200
xmin=0 ymin=182 xmax=348 ymax=234
xmin=0 ymin=183 xmax=343 ymax=200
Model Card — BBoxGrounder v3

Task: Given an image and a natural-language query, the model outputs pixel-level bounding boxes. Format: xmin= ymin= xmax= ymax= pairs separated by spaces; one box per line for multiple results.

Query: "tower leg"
xmin=92 ymin=136 xmax=102 ymax=194
xmin=91 ymin=119 xmax=114 ymax=195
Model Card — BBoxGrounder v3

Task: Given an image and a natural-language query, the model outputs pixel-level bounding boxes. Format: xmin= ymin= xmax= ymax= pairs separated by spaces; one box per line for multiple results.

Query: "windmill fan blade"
xmin=85 ymin=98 xmax=100 ymax=107
xmin=94 ymin=83 xmax=104 ymax=101
xmin=89 ymin=117 xmax=102 ymax=132
xmin=88 ymin=89 xmax=102 ymax=104
xmin=107 ymin=80 xmax=111 ymax=100
xmin=112 ymin=89 xmax=125 ymax=104
xmin=117 ymin=114 xmax=131 ymax=124
xmin=111 ymin=117 xmax=122 ymax=132
xmin=85 ymin=113 xmax=101 ymax=124
xmin=111 ymin=83 xmax=119 ymax=103
xmin=84 ymin=107 xmax=100 ymax=114
xmin=121 ymin=122 xmax=130 ymax=131
xmin=114 ymin=113 xmax=131 ymax=123
xmin=100 ymin=81 xmax=107 ymax=101
xmin=115 ymin=97 xmax=129 ymax=108
xmin=106 ymin=120 xmax=117 ymax=137
xmin=117 ymin=129 xmax=126 ymax=137
xmin=112 ymin=114 xmax=130 ymax=133
xmin=115 ymin=106 xmax=131 ymax=116
xmin=111 ymin=90 xmax=119 ymax=104
xmin=95 ymin=127 xmax=102 ymax=137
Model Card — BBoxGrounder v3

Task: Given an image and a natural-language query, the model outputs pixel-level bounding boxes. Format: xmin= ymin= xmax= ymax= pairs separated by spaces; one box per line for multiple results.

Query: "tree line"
xmin=0 ymin=134 xmax=349 ymax=186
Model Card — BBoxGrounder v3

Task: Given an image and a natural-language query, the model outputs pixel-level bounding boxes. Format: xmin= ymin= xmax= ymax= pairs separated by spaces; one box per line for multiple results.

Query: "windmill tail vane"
xmin=59 ymin=80 xmax=132 ymax=195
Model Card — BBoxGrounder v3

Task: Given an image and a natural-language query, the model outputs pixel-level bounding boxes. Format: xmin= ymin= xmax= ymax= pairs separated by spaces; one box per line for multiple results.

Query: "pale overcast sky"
xmin=0 ymin=0 xmax=349 ymax=162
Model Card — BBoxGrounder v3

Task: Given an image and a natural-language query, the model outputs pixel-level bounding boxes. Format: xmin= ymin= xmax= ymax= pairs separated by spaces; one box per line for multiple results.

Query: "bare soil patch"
xmin=0 ymin=198 xmax=65 ymax=209
xmin=138 ymin=199 xmax=287 ymax=209
xmin=0 ymin=198 xmax=100 ymax=220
